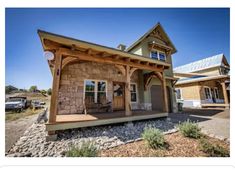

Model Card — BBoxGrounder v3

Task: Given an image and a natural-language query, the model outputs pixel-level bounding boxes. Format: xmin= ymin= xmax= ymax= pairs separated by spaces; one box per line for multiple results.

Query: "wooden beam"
xmin=221 ymin=82 xmax=229 ymax=107
xmin=130 ymin=67 xmax=138 ymax=77
xmin=49 ymin=50 xmax=62 ymax=124
xmin=61 ymin=56 xmax=78 ymax=69
xmin=86 ymin=48 xmax=92 ymax=55
xmin=125 ymin=65 xmax=132 ymax=116
xmin=115 ymin=64 xmax=126 ymax=76
xmin=161 ymin=72 xmax=169 ymax=112
xmin=59 ymin=48 xmax=164 ymax=72
xmin=155 ymin=72 xmax=163 ymax=82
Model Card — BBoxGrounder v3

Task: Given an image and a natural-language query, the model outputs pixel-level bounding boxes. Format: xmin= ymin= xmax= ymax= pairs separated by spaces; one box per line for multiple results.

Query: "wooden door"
xmin=113 ymin=82 xmax=125 ymax=110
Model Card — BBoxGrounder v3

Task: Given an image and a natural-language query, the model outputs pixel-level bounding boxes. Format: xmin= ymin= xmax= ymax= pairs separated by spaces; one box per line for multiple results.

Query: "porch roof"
xmin=38 ymin=30 xmax=171 ymax=71
xmin=175 ymin=75 xmax=229 ymax=85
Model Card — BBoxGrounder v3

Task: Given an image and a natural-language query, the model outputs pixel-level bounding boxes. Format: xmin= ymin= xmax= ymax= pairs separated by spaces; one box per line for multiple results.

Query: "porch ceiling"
xmin=38 ymin=30 xmax=171 ymax=73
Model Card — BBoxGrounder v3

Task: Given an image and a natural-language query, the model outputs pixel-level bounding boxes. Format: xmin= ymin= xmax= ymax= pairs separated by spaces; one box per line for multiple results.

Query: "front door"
xmin=113 ymin=82 xmax=125 ymax=110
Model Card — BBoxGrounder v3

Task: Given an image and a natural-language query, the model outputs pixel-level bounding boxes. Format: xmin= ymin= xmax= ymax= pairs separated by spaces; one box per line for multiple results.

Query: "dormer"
xmin=126 ymin=22 xmax=177 ymax=60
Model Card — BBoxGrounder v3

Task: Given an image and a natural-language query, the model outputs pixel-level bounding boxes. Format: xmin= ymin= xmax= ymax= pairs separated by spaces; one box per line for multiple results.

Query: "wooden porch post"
xmin=162 ymin=72 xmax=169 ymax=113
xmin=221 ymin=81 xmax=229 ymax=107
xmin=49 ymin=50 xmax=62 ymax=124
xmin=125 ymin=65 xmax=132 ymax=116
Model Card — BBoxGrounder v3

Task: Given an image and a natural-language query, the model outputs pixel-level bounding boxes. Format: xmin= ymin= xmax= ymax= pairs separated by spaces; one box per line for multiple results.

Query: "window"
xmin=214 ymin=88 xmax=219 ymax=99
xmin=150 ymin=51 xmax=158 ymax=59
xmin=130 ymin=84 xmax=137 ymax=102
xmin=84 ymin=80 xmax=106 ymax=103
xmin=175 ymin=89 xmax=182 ymax=100
xmin=204 ymin=87 xmax=211 ymax=99
xmin=159 ymin=52 xmax=166 ymax=61
xmin=150 ymin=51 xmax=166 ymax=61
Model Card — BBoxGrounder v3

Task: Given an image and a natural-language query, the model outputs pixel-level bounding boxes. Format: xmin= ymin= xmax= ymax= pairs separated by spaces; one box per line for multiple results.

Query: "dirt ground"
xmin=5 ymin=94 xmax=50 ymax=152
xmin=100 ymin=132 xmax=229 ymax=157
xmin=5 ymin=114 xmax=38 ymax=152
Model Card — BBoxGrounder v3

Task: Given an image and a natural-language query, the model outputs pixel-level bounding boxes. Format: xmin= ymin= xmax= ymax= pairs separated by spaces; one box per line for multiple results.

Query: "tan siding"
xmin=176 ymin=83 xmax=201 ymax=100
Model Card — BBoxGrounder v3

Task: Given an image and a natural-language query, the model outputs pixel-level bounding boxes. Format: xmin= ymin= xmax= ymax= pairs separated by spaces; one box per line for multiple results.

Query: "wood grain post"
xmin=221 ymin=81 xmax=229 ymax=108
xmin=162 ymin=72 xmax=169 ymax=113
xmin=125 ymin=65 xmax=132 ymax=116
xmin=49 ymin=50 xmax=62 ymax=124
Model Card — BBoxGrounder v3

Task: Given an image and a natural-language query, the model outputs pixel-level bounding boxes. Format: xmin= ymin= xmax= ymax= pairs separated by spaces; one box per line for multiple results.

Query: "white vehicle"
xmin=5 ymin=97 xmax=27 ymax=113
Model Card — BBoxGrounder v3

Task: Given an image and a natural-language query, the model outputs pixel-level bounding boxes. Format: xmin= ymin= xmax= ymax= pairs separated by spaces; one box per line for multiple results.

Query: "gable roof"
xmin=174 ymin=54 xmax=230 ymax=73
xmin=126 ymin=22 xmax=177 ymax=54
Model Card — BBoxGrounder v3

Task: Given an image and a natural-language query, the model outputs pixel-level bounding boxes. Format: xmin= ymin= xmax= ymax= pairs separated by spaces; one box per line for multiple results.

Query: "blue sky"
xmin=6 ymin=8 xmax=230 ymax=89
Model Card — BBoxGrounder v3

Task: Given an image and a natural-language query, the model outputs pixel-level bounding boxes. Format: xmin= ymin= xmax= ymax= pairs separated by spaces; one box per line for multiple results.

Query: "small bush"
xmin=66 ymin=141 xmax=99 ymax=157
xmin=199 ymin=139 xmax=229 ymax=157
xmin=142 ymin=127 xmax=166 ymax=149
xmin=178 ymin=120 xmax=201 ymax=139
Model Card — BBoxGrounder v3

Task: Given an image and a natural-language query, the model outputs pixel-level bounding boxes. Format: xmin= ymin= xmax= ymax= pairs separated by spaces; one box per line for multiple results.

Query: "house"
xmin=38 ymin=23 xmax=178 ymax=138
xmin=174 ymin=54 xmax=230 ymax=108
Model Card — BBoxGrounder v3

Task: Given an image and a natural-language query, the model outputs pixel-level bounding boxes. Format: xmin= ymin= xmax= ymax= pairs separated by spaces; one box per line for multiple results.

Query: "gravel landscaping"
xmin=6 ymin=118 xmax=176 ymax=157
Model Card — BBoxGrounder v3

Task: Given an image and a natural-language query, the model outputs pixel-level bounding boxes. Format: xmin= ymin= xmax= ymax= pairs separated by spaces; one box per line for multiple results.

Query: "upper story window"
xmin=150 ymin=51 xmax=158 ymax=59
xmin=150 ymin=50 xmax=166 ymax=61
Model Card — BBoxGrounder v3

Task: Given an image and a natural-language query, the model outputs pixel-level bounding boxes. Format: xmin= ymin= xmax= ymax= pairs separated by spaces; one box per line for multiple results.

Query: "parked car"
xmin=5 ymin=97 xmax=27 ymax=113
xmin=31 ymin=100 xmax=44 ymax=109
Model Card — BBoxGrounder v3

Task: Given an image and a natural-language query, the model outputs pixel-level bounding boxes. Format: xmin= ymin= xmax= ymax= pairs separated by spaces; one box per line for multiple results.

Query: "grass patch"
xmin=66 ymin=141 xmax=99 ymax=157
xmin=142 ymin=127 xmax=167 ymax=149
xmin=5 ymin=108 xmax=43 ymax=121
xmin=178 ymin=120 xmax=201 ymax=139
xmin=199 ymin=139 xmax=229 ymax=157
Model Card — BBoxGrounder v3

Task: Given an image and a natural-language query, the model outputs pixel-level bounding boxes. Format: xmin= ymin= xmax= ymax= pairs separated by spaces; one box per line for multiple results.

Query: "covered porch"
xmin=38 ymin=30 xmax=173 ymax=136
xmin=46 ymin=110 xmax=168 ymax=131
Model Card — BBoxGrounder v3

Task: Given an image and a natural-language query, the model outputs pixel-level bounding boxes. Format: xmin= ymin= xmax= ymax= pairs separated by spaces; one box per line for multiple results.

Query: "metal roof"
xmin=174 ymin=54 xmax=229 ymax=73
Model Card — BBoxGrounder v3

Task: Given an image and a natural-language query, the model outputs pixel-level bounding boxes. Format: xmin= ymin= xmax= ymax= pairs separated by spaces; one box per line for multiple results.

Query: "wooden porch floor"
xmin=46 ymin=110 xmax=168 ymax=131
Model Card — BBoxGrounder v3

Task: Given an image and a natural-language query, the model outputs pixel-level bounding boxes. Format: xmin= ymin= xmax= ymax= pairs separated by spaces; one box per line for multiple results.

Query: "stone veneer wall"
xmin=58 ymin=61 xmax=140 ymax=115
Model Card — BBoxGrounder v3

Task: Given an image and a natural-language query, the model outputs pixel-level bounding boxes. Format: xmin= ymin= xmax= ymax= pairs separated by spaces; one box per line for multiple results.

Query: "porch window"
xmin=175 ymin=89 xmax=182 ymax=100
xmin=84 ymin=80 xmax=106 ymax=103
xmin=204 ymin=87 xmax=211 ymax=99
xmin=214 ymin=88 xmax=219 ymax=99
xmin=130 ymin=83 xmax=137 ymax=102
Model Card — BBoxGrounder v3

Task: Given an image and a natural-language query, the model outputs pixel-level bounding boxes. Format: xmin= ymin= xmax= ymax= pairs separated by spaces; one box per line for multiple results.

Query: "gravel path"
xmin=5 ymin=114 xmax=38 ymax=152
xmin=6 ymin=118 xmax=176 ymax=157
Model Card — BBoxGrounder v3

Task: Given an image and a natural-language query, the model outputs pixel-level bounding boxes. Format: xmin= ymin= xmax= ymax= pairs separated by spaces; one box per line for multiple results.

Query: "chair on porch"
xmin=83 ymin=96 xmax=112 ymax=114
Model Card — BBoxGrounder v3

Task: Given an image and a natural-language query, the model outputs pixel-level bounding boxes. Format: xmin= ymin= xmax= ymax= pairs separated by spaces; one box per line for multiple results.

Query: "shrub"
xmin=178 ymin=120 xmax=201 ymax=139
xmin=66 ymin=141 xmax=99 ymax=157
xmin=199 ymin=139 xmax=229 ymax=157
xmin=142 ymin=127 xmax=166 ymax=149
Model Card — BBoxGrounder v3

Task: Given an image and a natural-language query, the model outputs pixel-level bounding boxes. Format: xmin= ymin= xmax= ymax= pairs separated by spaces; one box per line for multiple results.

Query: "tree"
xmin=41 ymin=89 xmax=47 ymax=95
xmin=29 ymin=86 xmax=38 ymax=92
xmin=5 ymin=85 xmax=18 ymax=94
xmin=47 ymin=88 xmax=52 ymax=95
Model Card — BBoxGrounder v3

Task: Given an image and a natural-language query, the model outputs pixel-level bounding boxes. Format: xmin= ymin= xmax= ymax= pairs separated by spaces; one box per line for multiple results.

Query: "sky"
xmin=5 ymin=8 xmax=230 ymax=90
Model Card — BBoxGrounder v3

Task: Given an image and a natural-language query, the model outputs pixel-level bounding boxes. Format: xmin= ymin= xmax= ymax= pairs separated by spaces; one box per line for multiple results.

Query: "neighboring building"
xmin=38 ymin=22 xmax=178 ymax=136
xmin=174 ymin=54 xmax=230 ymax=108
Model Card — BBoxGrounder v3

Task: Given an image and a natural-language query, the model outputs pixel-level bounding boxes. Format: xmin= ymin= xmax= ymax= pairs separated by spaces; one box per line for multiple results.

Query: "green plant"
xmin=199 ymin=139 xmax=229 ymax=157
xmin=178 ymin=120 xmax=201 ymax=139
xmin=142 ymin=127 xmax=166 ymax=149
xmin=66 ymin=141 xmax=99 ymax=157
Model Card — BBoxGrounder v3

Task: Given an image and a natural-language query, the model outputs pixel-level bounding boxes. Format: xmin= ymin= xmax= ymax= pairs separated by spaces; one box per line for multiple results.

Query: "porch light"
xmin=44 ymin=51 xmax=54 ymax=61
